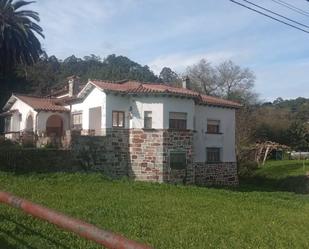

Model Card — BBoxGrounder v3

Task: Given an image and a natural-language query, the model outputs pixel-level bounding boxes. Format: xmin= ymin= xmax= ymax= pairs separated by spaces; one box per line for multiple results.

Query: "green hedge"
xmin=0 ymin=149 xmax=83 ymax=173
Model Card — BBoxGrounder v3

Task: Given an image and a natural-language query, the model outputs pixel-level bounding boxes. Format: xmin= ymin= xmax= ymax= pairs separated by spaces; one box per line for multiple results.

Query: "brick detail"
xmin=194 ymin=162 xmax=238 ymax=186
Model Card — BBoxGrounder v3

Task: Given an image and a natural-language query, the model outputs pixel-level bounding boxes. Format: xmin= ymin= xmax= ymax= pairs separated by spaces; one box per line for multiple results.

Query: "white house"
xmin=1 ymin=76 xmax=241 ymax=185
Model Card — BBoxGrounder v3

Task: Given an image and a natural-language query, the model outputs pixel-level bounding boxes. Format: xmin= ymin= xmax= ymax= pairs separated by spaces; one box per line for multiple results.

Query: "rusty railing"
xmin=0 ymin=191 xmax=153 ymax=249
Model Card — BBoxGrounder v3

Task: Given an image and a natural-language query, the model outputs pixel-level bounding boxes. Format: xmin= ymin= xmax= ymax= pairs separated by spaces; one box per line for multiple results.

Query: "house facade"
xmin=1 ymin=76 xmax=241 ymax=185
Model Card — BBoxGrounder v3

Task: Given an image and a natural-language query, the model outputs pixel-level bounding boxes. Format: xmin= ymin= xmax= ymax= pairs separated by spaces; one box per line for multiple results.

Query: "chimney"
xmin=68 ymin=75 xmax=80 ymax=97
xmin=182 ymin=76 xmax=190 ymax=89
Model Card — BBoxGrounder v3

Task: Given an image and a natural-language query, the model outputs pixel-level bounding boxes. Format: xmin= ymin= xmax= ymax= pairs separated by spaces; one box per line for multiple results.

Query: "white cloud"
xmin=148 ymin=48 xmax=255 ymax=74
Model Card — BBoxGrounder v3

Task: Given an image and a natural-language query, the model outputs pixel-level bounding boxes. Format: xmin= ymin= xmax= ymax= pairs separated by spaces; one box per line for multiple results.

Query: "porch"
xmin=2 ymin=111 xmax=70 ymax=148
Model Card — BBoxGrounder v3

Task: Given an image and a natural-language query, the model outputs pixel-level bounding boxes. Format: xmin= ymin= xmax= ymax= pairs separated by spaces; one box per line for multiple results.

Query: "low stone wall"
xmin=0 ymin=129 xmax=238 ymax=186
xmin=71 ymin=129 xmax=129 ymax=178
xmin=195 ymin=162 xmax=238 ymax=186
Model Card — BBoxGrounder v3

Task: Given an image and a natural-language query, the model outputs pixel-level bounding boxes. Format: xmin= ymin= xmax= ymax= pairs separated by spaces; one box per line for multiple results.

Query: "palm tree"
xmin=0 ymin=0 xmax=44 ymax=71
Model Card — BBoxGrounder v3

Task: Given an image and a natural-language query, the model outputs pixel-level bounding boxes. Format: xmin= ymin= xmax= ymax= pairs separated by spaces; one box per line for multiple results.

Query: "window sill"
xmin=206 ymin=161 xmax=222 ymax=164
xmin=205 ymin=132 xmax=223 ymax=135
xmin=168 ymin=128 xmax=191 ymax=131
xmin=142 ymin=128 xmax=156 ymax=131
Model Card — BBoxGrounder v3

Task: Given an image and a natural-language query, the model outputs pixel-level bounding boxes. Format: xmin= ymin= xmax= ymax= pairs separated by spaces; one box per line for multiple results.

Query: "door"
xmin=89 ymin=107 xmax=102 ymax=136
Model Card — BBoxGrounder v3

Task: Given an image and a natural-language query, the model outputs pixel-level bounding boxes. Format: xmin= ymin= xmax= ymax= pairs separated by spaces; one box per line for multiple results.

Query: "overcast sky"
xmin=32 ymin=0 xmax=309 ymax=101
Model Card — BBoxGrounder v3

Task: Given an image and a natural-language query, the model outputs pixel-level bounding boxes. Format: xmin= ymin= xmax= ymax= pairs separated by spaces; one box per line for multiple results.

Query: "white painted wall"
xmin=10 ymin=98 xmax=37 ymax=131
xmin=130 ymin=96 xmax=163 ymax=129
xmin=105 ymin=94 xmax=130 ymax=128
xmin=70 ymin=88 xmax=106 ymax=130
xmin=162 ymin=97 xmax=195 ymax=129
xmin=130 ymin=96 xmax=194 ymax=129
xmin=194 ymin=105 xmax=236 ymax=162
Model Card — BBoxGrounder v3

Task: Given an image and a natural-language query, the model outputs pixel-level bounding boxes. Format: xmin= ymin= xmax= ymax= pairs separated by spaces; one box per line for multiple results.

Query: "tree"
xmin=286 ymin=121 xmax=309 ymax=151
xmin=216 ymin=60 xmax=257 ymax=104
xmin=186 ymin=59 xmax=217 ymax=94
xmin=159 ymin=67 xmax=180 ymax=84
xmin=186 ymin=59 xmax=258 ymax=105
xmin=0 ymin=0 xmax=44 ymax=71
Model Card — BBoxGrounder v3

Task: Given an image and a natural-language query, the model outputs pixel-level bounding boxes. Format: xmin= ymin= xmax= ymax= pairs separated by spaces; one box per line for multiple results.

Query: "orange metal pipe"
xmin=0 ymin=191 xmax=153 ymax=249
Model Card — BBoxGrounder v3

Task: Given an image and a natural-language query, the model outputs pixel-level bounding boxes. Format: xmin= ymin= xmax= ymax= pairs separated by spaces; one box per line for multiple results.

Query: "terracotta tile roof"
xmin=15 ymin=95 xmax=69 ymax=112
xmin=90 ymin=80 xmax=241 ymax=108
xmin=200 ymin=95 xmax=242 ymax=108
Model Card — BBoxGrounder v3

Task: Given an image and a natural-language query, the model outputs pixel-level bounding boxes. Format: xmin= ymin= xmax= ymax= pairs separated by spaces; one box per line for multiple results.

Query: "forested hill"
xmin=248 ymin=97 xmax=309 ymax=151
xmin=0 ymin=54 xmax=160 ymax=109
xmin=261 ymin=97 xmax=309 ymax=121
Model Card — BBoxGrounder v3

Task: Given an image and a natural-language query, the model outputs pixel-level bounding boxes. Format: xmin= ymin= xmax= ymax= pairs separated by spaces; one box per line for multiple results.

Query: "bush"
xmin=238 ymin=161 xmax=259 ymax=177
xmin=0 ymin=137 xmax=21 ymax=150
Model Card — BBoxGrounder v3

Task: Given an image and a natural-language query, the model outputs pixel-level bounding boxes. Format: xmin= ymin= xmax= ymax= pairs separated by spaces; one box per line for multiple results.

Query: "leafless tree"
xmin=186 ymin=59 xmax=218 ymax=95
xmin=216 ymin=60 xmax=257 ymax=104
xmin=186 ymin=59 xmax=258 ymax=105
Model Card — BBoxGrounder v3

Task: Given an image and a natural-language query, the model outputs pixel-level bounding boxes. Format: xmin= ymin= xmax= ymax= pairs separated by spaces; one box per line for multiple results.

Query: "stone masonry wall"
xmin=71 ymin=129 xmax=129 ymax=178
xmin=195 ymin=162 xmax=238 ymax=186
xmin=70 ymin=128 xmax=237 ymax=186
xmin=163 ymin=130 xmax=194 ymax=184
xmin=128 ymin=129 xmax=194 ymax=184
xmin=129 ymin=129 xmax=164 ymax=182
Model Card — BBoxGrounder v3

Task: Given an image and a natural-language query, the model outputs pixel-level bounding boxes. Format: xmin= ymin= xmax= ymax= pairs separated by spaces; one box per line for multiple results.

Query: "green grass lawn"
xmin=0 ymin=160 xmax=308 ymax=249
xmin=240 ymin=160 xmax=309 ymax=194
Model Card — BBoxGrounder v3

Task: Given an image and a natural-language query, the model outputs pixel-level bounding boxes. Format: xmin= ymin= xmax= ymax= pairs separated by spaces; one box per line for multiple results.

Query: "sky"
xmin=31 ymin=0 xmax=309 ymax=101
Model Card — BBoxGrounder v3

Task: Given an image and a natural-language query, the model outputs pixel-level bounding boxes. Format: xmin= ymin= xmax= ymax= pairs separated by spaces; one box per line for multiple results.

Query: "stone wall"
xmin=129 ymin=129 xmax=164 ymax=182
xmin=195 ymin=162 xmax=238 ymax=186
xmin=69 ymin=129 xmax=237 ymax=186
xmin=71 ymin=129 xmax=129 ymax=178
xmin=71 ymin=129 xmax=195 ymax=184
xmin=163 ymin=130 xmax=194 ymax=184
xmin=128 ymin=129 xmax=194 ymax=184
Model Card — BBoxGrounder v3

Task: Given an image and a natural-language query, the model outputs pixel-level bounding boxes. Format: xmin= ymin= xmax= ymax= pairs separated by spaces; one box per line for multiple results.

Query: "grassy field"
xmin=0 ymin=160 xmax=308 ymax=249
xmin=240 ymin=160 xmax=309 ymax=194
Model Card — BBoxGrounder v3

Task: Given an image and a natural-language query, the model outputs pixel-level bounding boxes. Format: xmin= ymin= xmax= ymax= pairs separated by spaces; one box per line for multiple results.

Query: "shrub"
xmin=238 ymin=161 xmax=259 ymax=177
xmin=0 ymin=137 xmax=21 ymax=150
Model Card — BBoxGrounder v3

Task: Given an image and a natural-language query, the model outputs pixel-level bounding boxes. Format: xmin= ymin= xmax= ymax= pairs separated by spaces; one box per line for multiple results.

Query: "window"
xmin=72 ymin=112 xmax=82 ymax=130
xmin=19 ymin=113 xmax=22 ymax=122
xmin=169 ymin=112 xmax=187 ymax=130
xmin=207 ymin=120 xmax=220 ymax=134
xmin=144 ymin=111 xmax=152 ymax=129
xmin=170 ymin=152 xmax=186 ymax=169
xmin=112 ymin=111 xmax=125 ymax=128
xmin=4 ymin=117 xmax=11 ymax=132
xmin=206 ymin=147 xmax=221 ymax=163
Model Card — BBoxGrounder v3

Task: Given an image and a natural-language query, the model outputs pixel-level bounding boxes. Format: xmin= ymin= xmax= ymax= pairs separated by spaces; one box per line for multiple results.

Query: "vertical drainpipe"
xmin=69 ymin=104 xmax=72 ymax=131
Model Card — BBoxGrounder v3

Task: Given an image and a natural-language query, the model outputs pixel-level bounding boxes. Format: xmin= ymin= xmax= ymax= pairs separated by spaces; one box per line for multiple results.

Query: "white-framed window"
xmin=72 ymin=112 xmax=82 ymax=130
xmin=169 ymin=112 xmax=187 ymax=130
xmin=206 ymin=147 xmax=221 ymax=163
xmin=207 ymin=120 xmax=220 ymax=134
xmin=170 ymin=151 xmax=187 ymax=169
xmin=112 ymin=111 xmax=125 ymax=128
xmin=144 ymin=111 xmax=152 ymax=129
